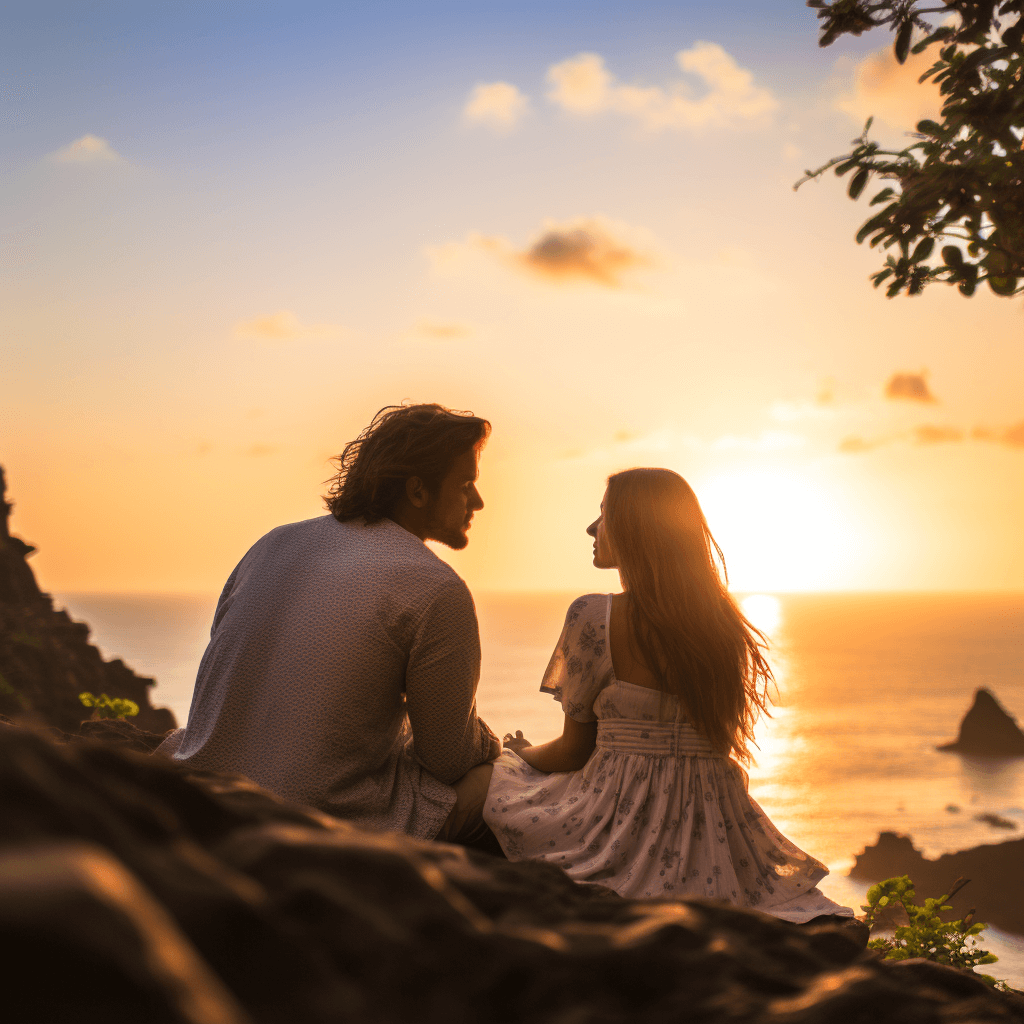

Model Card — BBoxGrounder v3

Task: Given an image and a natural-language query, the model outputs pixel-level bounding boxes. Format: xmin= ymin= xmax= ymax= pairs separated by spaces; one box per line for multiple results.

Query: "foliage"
xmin=862 ymin=875 xmax=1007 ymax=988
xmin=796 ymin=1 xmax=1024 ymax=298
xmin=78 ymin=691 xmax=139 ymax=720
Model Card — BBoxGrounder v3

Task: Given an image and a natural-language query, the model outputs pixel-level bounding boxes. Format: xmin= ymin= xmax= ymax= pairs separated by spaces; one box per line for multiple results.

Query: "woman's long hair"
xmin=603 ymin=468 xmax=773 ymax=764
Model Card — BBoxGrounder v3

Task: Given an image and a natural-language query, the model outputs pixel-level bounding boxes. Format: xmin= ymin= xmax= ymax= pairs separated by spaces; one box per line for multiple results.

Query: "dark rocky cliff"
xmin=851 ymin=830 xmax=1024 ymax=936
xmin=0 ymin=466 xmax=176 ymax=733
xmin=937 ymin=688 xmax=1024 ymax=756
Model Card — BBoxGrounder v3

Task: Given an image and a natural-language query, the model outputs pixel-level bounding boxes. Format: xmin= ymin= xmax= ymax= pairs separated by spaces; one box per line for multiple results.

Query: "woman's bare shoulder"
xmin=565 ymin=592 xmax=614 ymax=623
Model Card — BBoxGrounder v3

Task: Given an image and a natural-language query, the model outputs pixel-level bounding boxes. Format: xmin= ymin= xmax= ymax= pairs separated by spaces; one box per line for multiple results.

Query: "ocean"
xmin=55 ymin=589 xmax=1024 ymax=985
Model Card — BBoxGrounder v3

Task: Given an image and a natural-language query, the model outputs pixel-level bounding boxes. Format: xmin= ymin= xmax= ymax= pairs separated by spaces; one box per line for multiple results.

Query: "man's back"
xmin=166 ymin=514 xmax=495 ymax=839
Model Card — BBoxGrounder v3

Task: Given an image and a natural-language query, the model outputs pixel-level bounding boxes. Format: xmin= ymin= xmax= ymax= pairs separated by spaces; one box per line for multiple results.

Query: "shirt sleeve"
xmin=539 ymin=594 xmax=612 ymax=723
xmin=403 ymin=574 xmax=499 ymax=785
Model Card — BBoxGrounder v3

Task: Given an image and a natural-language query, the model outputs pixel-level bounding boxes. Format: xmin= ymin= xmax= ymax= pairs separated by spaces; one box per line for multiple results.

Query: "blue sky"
xmin=2 ymin=1 xmax=1021 ymax=593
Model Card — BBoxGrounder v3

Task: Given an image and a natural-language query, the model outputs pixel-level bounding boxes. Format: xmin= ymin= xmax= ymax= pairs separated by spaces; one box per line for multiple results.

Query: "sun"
xmin=698 ymin=469 xmax=861 ymax=592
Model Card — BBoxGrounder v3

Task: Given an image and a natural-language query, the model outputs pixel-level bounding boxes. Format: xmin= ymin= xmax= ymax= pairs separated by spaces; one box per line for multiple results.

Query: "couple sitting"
xmin=160 ymin=403 xmax=852 ymax=923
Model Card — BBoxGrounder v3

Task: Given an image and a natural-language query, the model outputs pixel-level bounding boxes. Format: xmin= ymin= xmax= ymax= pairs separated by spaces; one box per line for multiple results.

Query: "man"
xmin=159 ymin=404 xmax=501 ymax=845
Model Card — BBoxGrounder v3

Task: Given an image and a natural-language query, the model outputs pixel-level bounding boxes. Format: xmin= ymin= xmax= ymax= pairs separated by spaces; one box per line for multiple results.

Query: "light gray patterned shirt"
xmin=160 ymin=515 xmax=498 ymax=839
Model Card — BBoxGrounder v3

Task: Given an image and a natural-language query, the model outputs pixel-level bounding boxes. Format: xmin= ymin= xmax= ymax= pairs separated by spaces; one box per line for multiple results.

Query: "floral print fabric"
xmin=483 ymin=593 xmax=854 ymax=923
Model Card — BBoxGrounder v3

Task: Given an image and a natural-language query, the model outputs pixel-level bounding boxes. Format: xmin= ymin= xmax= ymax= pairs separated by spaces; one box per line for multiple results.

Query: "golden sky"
xmin=2 ymin=2 xmax=1021 ymax=595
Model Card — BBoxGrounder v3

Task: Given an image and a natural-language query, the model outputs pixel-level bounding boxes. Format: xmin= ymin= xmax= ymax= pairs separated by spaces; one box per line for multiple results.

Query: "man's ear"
xmin=405 ymin=476 xmax=430 ymax=509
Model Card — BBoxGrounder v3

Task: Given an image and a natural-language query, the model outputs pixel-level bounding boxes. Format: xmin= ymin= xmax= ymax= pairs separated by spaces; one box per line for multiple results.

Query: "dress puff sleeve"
xmin=539 ymin=594 xmax=614 ymax=723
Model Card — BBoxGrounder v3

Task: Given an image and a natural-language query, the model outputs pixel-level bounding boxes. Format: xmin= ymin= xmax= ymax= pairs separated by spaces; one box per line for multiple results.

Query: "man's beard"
xmin=424 ymin=510 xmax=470 ymax=550
xmin=432 ymin=527 xmax=469 ymax=551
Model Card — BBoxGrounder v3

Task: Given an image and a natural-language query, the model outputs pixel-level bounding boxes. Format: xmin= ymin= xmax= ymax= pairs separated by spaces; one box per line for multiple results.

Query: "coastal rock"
xmin=938 ymin=688 xmax=1024 ymax=756
xmin=0 ymin=466 xmax=176 ymax=733
xmin=2 ymin=723 xmax=1022 ymax=1024
xmin=851 ymin=830 xmax=1024 ymax=936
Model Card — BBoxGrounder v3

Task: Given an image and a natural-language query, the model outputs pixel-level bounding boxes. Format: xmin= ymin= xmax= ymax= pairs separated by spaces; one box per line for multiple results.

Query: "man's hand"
xmin=486 ymin=732 xmax=503 ymax=761
xmin=503 ymin=730 xmax=532 ymax=754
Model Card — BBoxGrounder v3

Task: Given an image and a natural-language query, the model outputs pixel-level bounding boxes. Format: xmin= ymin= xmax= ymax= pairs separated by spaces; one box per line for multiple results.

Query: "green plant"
xmin=863 ymin=875 xmax=1007 ymax=988
xmin=78 ymin=692 xmax=139 ymax=720
xmin=797 ymin=0 xmax=1024 ymax=298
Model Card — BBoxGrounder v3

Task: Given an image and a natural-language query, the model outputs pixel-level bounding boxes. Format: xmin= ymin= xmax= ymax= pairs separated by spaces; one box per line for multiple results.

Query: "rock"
xmin=2 ymin=723 xmax=1023 ymax=1023
xmin=0 ymin=842 xmax=252 ymax=1024
xmin=851 ymin=830 xmax=1024 ymax=936
xmin=0 ymin=466 xmax=176 ymax=733
xmin=975 ymin=812 xmax=1019 ymax=831
xmin=938 ymin=688 xmax=1024 ymax=756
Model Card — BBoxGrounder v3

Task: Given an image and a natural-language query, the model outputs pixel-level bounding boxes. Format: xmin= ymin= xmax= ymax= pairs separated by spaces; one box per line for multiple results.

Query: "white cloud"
xmin=50 ymin=134 xmax=124 ymax=164
xmin=232 ymin=310 xmax=344 ymax=342
xmin=835 ymin=42 xmax=943 ymax=130
xmin=463 ymin=81 xmax=529 ymax=129
xmin=546 ymin=43 xmax=777 ymax=130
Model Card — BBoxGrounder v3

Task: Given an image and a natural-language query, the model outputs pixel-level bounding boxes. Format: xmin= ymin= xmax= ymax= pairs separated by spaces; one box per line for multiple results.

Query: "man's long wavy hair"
xmin=324 ymin=404 xmax=490 ymax=523
xmin=604 ymin=468 xmax=773 ymax=764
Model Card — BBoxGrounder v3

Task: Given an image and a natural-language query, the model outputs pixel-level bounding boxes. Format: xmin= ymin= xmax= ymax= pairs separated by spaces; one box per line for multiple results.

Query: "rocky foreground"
xmin=3 ymin=719 xmax=1024 ymax=1024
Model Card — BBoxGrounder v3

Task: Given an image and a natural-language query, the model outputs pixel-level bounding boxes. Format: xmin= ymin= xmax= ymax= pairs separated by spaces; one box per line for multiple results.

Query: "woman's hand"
xmin=503 ymin=730 xmax=532 ymax=753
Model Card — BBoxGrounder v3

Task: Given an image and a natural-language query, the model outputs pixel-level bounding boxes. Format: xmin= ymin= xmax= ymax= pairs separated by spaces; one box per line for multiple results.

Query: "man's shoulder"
xmin=353 ymin=520 xmax=470 ymax=603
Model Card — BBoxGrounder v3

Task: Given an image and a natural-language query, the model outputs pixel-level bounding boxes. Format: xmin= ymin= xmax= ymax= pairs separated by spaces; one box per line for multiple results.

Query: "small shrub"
xmin=863 ymin=875 xmax=1007 ymax=989
xmin=78 ymin=692 xmax=139 ymax=720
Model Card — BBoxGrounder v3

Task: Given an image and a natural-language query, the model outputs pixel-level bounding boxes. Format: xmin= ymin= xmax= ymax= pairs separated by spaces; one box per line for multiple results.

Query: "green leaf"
xmin=848 ymin=168 xmax=870 ymax=200
xmin=912 ymin=238 xmax=934 ymax=262
xmin=942 ymin=246 xmax=964 ymax=268
xmin=869 ymin=188 xmax=895 ymax=206
xmin=895 ymin=21 xmax=913 ymax=64
xmin=988 ymin=275 xmax=1017 ymax=296
xmin=916 ymin=120 xmax=943 ymax=137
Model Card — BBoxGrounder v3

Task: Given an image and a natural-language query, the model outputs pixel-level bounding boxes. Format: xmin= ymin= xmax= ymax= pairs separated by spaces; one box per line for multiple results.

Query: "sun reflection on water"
xmin=740 ymin=593 xmax=782 ymax=638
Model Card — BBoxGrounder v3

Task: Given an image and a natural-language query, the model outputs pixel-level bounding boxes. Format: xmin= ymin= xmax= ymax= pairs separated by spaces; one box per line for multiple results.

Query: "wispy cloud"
xmin=429 ymin=217 xmax=653 ymax=288
xmin=232 ymin=310 xmax=344 ymax=342
xmin=835 ymin=41 xmax=943 ymax=131
xmin=546 ymin=43 xmax=777 ymax=131
xmin=974 ymin=421 xmax=1024 ymax=448
xmin=838 ymin=435 xmax=878 ymax=454
xmin=712 ymin=431 xmax=806 ymax=452
xmin=464 ymin=81 xmax=529 ymax=129
xmin=415 ymin=319 xmax=472 ymax=340
xmin=50 ymin=134 xmax=124 ymax=164
xmin=913 ymin=424 xmax=962 ymax=445
xmin=885 ymin=371 xmax=936 ymax=403
xmin=518 ymin=219 xmax=650 ymax=285
xmin=839 ymin=420 xmax=1024 ymax=453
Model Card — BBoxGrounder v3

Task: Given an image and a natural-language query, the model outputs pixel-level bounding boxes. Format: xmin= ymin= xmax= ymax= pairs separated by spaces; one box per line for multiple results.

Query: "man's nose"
xmin=471 ymin=486 xmax=484 ymax=511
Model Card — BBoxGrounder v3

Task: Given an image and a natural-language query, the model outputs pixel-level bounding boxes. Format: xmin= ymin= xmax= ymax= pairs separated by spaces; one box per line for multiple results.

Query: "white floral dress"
xmin=483 ymin=594 xmax=854 ymax=923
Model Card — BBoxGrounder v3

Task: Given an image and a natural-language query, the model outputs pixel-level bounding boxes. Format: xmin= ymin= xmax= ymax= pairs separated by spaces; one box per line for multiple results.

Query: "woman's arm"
xmin=504 ymin=715 xmax=597 ymax=773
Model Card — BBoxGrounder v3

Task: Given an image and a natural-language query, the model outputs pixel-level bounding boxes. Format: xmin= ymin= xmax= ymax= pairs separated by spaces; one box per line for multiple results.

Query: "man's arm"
xmin=404 ymin=577 xmax=500 ymax=785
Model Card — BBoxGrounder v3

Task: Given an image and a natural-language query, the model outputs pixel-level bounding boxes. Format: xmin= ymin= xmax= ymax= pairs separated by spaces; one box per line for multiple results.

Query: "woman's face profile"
xmin=586 ymin=490 xmax=617 ymax=569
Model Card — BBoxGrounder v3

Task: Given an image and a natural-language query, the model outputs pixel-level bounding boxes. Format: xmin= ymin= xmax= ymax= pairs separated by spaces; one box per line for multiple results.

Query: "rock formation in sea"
xmin=0 ymin=466 xmax=176 ymax=733
xmin=937 ymin=688 xmax=1024 ymax=756
xmin=3 ymin=719 xmax=1023 ymax=1024
xmin=851 ymin=830 xmax=1024 ymax=937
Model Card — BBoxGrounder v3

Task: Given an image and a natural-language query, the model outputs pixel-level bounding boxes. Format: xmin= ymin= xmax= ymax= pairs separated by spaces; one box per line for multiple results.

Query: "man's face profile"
xmin=422 ymin=448 xmax=484 ymax=550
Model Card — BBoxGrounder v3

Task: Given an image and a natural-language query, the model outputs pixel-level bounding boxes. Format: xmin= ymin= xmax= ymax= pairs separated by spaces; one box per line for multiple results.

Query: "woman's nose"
xmin=586 ymin=519 xmax=599 ymax=538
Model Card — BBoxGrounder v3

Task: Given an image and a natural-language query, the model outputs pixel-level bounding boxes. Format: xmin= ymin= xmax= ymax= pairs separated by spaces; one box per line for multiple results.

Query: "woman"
xmin=483 ymin=468 xmax=853 ymax=922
